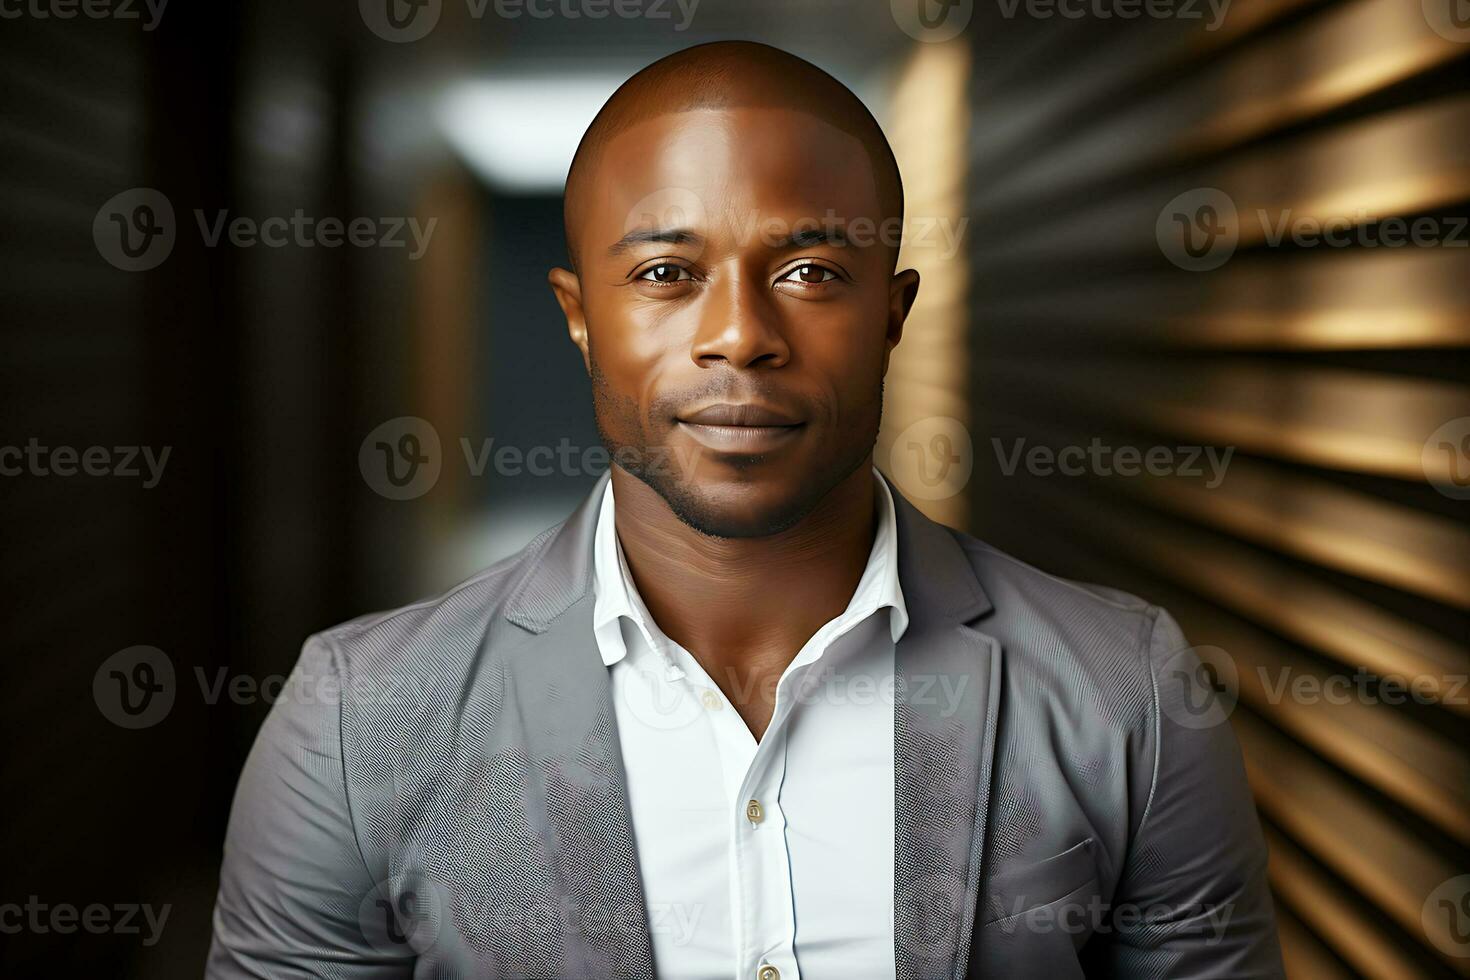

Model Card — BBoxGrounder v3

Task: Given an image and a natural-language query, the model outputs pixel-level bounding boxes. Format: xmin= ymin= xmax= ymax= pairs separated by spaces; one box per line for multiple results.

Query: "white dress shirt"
xmin=591 ymin=468 xmax=909 ymax=980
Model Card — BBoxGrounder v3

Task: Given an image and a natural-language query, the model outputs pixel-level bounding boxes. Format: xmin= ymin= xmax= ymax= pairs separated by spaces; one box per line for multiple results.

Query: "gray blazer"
xmin=207 ymin=472 xmax=1283 ymax=979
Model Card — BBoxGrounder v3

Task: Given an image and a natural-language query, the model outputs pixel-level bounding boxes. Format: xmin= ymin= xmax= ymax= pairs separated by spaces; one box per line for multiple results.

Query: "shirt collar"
xmin=591 ymin=468 xmax=909 ymax=668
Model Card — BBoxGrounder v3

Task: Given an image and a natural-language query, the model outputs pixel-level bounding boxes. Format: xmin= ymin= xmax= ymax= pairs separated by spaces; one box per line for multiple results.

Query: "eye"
xmin=779 ymin=263 xmax=839 ymax=285
xmin=636 ymin=263 xmax=693 ymax=285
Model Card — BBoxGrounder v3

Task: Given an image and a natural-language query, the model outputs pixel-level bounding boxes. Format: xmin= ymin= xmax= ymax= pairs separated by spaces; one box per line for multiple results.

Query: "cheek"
xmin=587 ymin=307 xmax=689 ymax=439
xmin=791 ymin=309 xmax=889 ymax=414
xmin=587 ymin=288 xmax=693 ymax=373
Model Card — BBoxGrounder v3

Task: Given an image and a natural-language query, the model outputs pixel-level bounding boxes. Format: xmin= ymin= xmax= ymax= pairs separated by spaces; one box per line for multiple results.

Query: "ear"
xmin=882 ymin=268 xmax=921 ymax=373
xmin=548 ymin=266 xmax=591 ymax=375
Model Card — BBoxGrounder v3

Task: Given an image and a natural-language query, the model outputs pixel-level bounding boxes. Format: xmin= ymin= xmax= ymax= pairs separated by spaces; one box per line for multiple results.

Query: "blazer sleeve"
xmin=1096 ymin=607 xmax=1286 ymax=979
xmin=206 ymin=633 xmax=410 ymax=979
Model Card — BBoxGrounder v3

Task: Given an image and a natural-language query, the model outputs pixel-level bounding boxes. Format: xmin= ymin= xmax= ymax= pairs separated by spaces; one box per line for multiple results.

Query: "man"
xmin=207 ymin=41 xmax=1283 ymax=979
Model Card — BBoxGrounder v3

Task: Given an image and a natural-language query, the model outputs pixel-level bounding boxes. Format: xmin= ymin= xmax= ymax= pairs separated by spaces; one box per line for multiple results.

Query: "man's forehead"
xmin=583 ymin=106 xmax=883 ymax=241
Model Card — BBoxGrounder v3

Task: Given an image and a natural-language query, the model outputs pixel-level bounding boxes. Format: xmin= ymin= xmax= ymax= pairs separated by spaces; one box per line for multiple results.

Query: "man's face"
xmin=555 ymin=106 xmax=916 ymax=537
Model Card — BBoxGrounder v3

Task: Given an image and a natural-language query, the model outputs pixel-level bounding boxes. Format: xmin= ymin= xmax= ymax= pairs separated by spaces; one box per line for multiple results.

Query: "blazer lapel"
xmin=500 ymin=474 xmax=657 ymax=978
xmin=889 ymin=479 xmax=1003 ymax=980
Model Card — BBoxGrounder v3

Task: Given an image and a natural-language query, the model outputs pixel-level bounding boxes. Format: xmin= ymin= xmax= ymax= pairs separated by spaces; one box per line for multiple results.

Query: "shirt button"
xmin=757 ymin=965 xmax=780 ymax=980
xmin=700 ymin=689 xmax=721 ymax=710
xmin=745 ymin=799 xmax=764 ymax=825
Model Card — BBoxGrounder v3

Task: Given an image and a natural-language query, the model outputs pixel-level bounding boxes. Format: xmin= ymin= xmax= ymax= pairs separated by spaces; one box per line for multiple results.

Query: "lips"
xmin=675 ymin=402 xmax=805 ymax=453
xmin=679 ymin=403 xmax=802 ymax=427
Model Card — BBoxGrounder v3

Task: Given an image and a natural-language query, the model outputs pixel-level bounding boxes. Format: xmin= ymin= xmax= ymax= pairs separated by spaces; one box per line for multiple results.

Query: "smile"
xmin=675 ymin=402 xmax=806 ymax=454
xmin=676 ymin=421 xmax=804 ymax=453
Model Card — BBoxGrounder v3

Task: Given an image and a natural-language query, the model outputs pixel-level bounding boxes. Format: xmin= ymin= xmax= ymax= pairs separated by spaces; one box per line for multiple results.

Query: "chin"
xmin=651 ymin=469 xmax=822 ymax=539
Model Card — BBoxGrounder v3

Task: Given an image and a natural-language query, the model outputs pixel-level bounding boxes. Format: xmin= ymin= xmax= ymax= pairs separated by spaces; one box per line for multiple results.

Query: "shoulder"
xmin=305 ymin=519 xmax=566 ymax=699
xmin=946 ymin=528 xmax=1183 ymax=721
xmin=954 ymin=528 xmax=1161 ymax=635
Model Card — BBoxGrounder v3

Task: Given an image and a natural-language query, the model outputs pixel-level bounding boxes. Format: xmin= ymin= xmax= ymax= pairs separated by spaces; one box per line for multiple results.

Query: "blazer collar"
xmin=503 ymin=468 xmax=995 ymax=635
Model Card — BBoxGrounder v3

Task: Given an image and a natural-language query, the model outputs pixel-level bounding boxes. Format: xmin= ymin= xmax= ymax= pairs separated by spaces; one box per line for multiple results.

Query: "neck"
xmin=610 ymin=462 xmax=879 ymax=734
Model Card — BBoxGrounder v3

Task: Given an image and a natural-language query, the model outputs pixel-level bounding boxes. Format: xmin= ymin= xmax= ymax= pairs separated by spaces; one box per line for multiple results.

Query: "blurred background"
xmin=2 ymin=0 xmax=1467 ymax=974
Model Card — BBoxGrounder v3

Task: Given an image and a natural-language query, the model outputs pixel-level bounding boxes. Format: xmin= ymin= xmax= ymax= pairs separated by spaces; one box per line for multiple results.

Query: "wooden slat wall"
xmin=965 ymin=1 xmax=1470 ymax=976
xmin=878 ymin=40 xmax=973 ymax=530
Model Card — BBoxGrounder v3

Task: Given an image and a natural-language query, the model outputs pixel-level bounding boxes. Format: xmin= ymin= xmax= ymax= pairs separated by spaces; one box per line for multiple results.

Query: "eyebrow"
xmin=606 ymin=227 xmax=705 ymax=257
xmin=777 ymin=226 xmax=850 ymax=249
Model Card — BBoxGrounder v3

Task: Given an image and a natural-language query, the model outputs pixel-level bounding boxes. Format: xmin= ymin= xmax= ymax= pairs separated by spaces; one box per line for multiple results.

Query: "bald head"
xmin=562 ymin=41 xmax=905 ymax=270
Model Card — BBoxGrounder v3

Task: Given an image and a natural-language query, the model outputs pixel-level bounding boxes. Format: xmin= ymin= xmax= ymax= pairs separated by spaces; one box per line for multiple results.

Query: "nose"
xmin=690 ymin=271 xmax=790 ymax=370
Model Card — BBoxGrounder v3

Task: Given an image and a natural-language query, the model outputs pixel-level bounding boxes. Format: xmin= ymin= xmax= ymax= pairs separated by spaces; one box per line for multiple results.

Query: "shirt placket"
xmin=665 ymin=641 xmax=805 ymax=980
